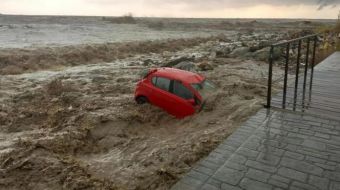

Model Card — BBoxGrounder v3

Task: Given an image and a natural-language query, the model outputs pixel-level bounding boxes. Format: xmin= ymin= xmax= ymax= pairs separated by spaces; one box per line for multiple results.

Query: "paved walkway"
xmin=172 ymin=52 xmax=340 ymax=190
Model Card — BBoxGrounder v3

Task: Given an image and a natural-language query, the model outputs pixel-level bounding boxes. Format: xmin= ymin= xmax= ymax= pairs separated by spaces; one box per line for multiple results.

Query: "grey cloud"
xmin=318 ymin=0 xmax=340 ymax=9
xmin=84 ymin=0 xmax=340 ymax=10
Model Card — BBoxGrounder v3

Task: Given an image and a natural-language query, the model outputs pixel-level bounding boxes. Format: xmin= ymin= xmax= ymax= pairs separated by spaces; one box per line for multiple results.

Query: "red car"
xmin=134 ymin=68 xmax=214 ymax=118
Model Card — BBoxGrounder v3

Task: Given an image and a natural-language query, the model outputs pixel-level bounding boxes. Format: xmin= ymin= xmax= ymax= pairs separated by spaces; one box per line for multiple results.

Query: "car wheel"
xmin=136 ymin=96 xmax=148 ymax=104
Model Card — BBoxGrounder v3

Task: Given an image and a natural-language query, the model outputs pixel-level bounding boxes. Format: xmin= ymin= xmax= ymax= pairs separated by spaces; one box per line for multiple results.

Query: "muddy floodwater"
xmin=0 ymin=15 xmax=335 ymax=190
xmin=0 ymin=15 xmax=237 ymax=48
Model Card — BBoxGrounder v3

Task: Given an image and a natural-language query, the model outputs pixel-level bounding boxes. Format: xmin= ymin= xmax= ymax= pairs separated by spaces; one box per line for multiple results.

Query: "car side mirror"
xmin=188 ymin=99 xmax=196 ymax=106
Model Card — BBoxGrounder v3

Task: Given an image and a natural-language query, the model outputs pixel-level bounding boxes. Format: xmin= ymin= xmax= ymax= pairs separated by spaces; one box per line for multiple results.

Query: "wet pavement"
xmin=172 ymin=52 xmax=340 ymax=190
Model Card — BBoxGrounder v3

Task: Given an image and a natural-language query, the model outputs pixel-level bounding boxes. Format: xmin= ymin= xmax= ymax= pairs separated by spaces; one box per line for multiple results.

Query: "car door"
xmin=170 ymin=80 xmax=196 ymax=118
xmin=148 ymin=76 xmax=177 ymax=114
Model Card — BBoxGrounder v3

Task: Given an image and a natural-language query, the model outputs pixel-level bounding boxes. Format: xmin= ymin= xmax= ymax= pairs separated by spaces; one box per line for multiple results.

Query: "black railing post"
xmin=266 ymin=46 xmax=274 ymax=108
xmin=302 ymin=38 xmax=311 ymax=110
xmin=282 ymin=43 xmax=290 ymax=109
xmin=310 ymin=36 xmax=317 ymax=93
xmin=293 ymin=40 xmax=302 ymax=111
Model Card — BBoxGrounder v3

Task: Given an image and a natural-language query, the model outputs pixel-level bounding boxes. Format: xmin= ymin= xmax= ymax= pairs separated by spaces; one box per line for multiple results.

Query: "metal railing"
xmin=266 ymin=34 xmax=318 ymax=110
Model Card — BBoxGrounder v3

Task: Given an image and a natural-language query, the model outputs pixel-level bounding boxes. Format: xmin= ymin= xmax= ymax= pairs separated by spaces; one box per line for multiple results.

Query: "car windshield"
xmin=191 ymin=80 xmax=215 ymax=99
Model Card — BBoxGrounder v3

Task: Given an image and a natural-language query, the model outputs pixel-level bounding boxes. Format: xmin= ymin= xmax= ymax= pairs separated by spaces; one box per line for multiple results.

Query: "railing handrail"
xmin=272 ymin=34 xmax=318 ymax=47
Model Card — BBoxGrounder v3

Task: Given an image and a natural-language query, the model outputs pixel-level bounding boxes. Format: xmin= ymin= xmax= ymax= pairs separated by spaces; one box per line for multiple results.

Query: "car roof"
xmin=152 ymin=68 xmax=205 ymax=84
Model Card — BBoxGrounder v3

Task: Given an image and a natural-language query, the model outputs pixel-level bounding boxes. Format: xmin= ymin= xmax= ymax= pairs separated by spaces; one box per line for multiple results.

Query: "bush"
xmin=102 ymin=13 xmax=136 ymax=24
xmin=334 ymin=20 xmax=340 ymax=33
xmin=333 ymin=20 xmax=340 ymax=51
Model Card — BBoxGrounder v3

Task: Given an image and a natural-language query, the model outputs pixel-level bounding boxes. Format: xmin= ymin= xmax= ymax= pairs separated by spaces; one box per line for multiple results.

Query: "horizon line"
xmin=0 ymin=13 xmax=338 ymax=20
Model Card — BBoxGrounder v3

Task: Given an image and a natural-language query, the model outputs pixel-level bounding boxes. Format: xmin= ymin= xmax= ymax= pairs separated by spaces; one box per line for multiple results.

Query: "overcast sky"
xmin=1 ymin=0 xmax=340 ymax=19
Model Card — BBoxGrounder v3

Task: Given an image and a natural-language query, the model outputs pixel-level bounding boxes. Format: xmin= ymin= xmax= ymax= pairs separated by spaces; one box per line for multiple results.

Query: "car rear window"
xmin=152 ymin=77 xmax=171 ymax=92
xmin=172 ymin=81 xmax=193 ymax=100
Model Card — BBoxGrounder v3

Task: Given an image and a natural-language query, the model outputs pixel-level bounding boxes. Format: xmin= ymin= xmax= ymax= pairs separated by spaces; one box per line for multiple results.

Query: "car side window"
xmin=172 ymin=80 xmax=194 ymax=100
xmin=152 ymin=77 xmax=157 ymax=85
xmin=152 ymin=77 xmax=171 ymax=92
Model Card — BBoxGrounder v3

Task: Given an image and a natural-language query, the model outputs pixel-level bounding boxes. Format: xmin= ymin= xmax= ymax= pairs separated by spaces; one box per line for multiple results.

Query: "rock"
xmin=128 ymin=62 xmax=140 ymax=66
xmin=210 ymin=44 xmax=232 ymax=58
xmin=249 ymin=40 xmax=272 ymax=52
xmin=0 ymin=112 xmax=8 ymax=118
xmin=143 ymin=59 xmax=154 ymax=66
xmin=198 ymin=61 xmax=214 ymax=71
xmin=162 ymin=57 xmax=194 ymax=67
xmin=229 ymin=47 xmax=250 ymax=58
xmin=209 ymin=51 xmax=217 ymax=59
xmin=174 ymin=61 xmax=196 ymax=71
xmin=251 ymin=47 xmax=282 ymax=61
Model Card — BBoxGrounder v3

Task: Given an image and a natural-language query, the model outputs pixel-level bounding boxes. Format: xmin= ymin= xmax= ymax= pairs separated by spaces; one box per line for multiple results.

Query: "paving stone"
xmin=171 ymin=182 xmax=197 ymax=190
xmin=324 ymin=171 xmax=340 ymax=181
xmin=245 ymin=168 xmax=271 ymax=183
xmin=268 ymin=179 xmax=289 ymax=189
xmin=280 ymin=157 xmax=324 ymax=176
xmin=217 ymin=144 xmax=237 ymax=152
xmin=199 ymin=160 xmax=221 ymax=171
xmin=271 ymin=175 xmax=290 ymax=184
xmin=297 ymin=148 xmax=329 ymax=160
xmin=257 ymin=152 xmax=281 ymax=166
xmin=214 ymin=147 xmax=234 ymax=156
xmin=236 ymin=147 xmax=259 ymax=160
xmin=313 ymin=127 xmax=339 ymax=135
xmin=246 ymin=160 xmax=277 ymax=173
xmin=205 ymin=153 xmax=227 ymax=165
xmin=240 ymin=178 xmax=273 ymax=190
xmin=201 ymin=183 xmax=220 ymax=190
xmin=187 ymin=170 xmax=210 ymax=181
xmin=291 ymin=181 xmax=319 ymax=190
xmin=278 ymin=167 xmax=308 ymax=182
xmin=282 ymin=136 xmax=305 ymax=145
xmin=285 ymin=144 xmax=299 ymax=152
xmin=213 ymin=167 xmax=244 ymax=186
xmin=326 ymin=136 xmax=340 ymax=147
xmin=243 ymin=137 xmax=261 ymax=150
xmin=306 ymin=155 xmax=327 ymax=164
xmin=177 ymin=176 xmax=204 ymax=187
xmin=224 ymin=161 xmax=248 ymax=172
xmin=193 ymin=165 xmax=216 ymax=176
xmin=221 ymin=183 xmax=243 ymax=190
xmin=289 ymin=186 xmax=303 ymax=190
xmin=315 ymin=132 xmax=331 ymax=139
xmin=315 ymin=163 xmax=337 ymax=171
xmin=261 ymin=139 xmax=287 ymax=149
xmin=268 ymin=128 xmax=288 ymax=136
xmin=329 ymin=155 xmax=340 ymax=163
xmin=258 ymin=145 xmax=285 ymax=157
xmin=303 ymin=115 xmax=330 ymax=125
xmin=330 ymin=181 xmax=340 ymax=190
xmin=288 ymin=132 xmax=309 ymax=139
xmin=308 ymin=175 xmax=330 ymax=190
xmin=284 ymin=151 xmax=305 ymax=160
xmin=300 ymin=129 xmax=315 ymax=136
xmin=229 ymin=154 xmax=247 ymax=164
xmin=206 ymin=178 xmax=223 ymax=188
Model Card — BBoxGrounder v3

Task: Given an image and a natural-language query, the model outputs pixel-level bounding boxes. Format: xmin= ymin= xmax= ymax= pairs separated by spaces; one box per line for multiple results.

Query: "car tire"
xmin=136 ymin=96 xmax=148 ymax=104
